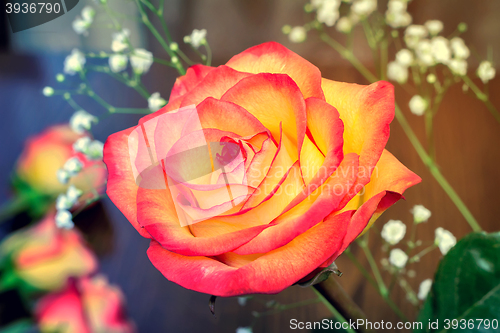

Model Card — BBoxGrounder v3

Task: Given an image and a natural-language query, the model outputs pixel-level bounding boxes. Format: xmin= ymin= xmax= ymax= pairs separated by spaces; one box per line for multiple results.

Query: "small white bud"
xmin=64 ymin=49 xmax=86 ymax=75
xmin=448 ymin=58 xmax=468 ymax=76
xmin=70 ymin=110 xmax=97 ymax=134
xmin=477 ymin=61 xmax=496 ymax=83
xmin=389 ymin=248 xmax=408 ymax=268
xmin=109 ymin=54 xmax=128 ymax=73
xmin=381 ymin=220 xmax=407 ymax=245
xmin=55 ymin=209 xmax=74 ymax=229
xmin=73 ymin=137 xmax=92 ymax=154
xmin=434 ymin=227 xmax=456 ymax=255
xmin=336 ymin=17 xmax=353 ymax=33
xmin=410 ymin=205 xmax=432 ymax=223
xmin=425 ymin=20 xmax=443 ymax=36
xmin=63 ymin=157 xmax=83 ymax=176
xmin=426 ymin=73 xmax=437 ymax=84
xmin=418 ymin=278 xmax=433 ymax=300
xmin=288 ymin=26 xmax=307 ymax=43
xmin=148 ymin=92 xmax=167 ymax=112
xmin=185 ymin=29 xmax=207 ymax=48
xmin=57 ymin=169 xmax=71 ymax=184
xmin=170 ymin=42 xmax=179 ymax=51
xmin=130 ymin=48 xmax=153 ymax=74
xmin=56 ymin=194 xmax=73 ymax=210
xmin=409 ymin=95 xmax=427 ymax=116
xmin=66 ymin=185 xmax=83 ymax=203
xmin=43 ymin=87 xmax=54 ymax=97
xmin=86 ymin=140 xmax=104 ymax=160
xmin=387 ymin=61 xmax=408 ymax=84
xmin=395 ymin=49 xmax=414 ymax=67
xmin=111 ymin=29 xmax=130 ymax=53
xmin=450 ymin=37 xmax=470 ymax=59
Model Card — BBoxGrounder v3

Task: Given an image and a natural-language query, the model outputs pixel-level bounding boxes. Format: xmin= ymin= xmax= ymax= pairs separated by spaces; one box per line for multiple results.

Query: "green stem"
xmin=462 ymin=75 xmax=500 ymax=124
xmin=409 ymin=244 xmax=438 ymax=263
xmin=312 ymin=288 xmax=358 ymax=333
xmin=203 ymin=42 xmax=212 ymax=67
xmin=0 ymin=195 xmax=30 ymax=224
xmin=358 ymin=233 xmax=388 ymax=298
xmin=344 ymin=249 xmax=408 ymax=322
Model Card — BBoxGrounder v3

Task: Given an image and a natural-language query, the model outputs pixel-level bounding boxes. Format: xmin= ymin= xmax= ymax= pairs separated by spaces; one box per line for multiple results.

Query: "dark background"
xmin=0 ymin=0 xmax=499 ymax=332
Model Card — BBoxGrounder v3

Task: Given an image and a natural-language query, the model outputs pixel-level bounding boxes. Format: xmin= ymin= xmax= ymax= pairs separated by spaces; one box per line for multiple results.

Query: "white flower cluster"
xmin=70 ymin=110 xmax=97 ymax=134
xmin=64 ymin=49 xmax=86 ymax=75
xmin=434 ymin=227 xmax=456 ymax=255
xmin=72 ymin=6 xmax=96 ymax=36
xmin=381 ymin=219 xmax=407 ymax=245
xmin=477 ymin=61 xmax=496 ymax=83
xmin=107 ymin=29 xmax=153 ymax=75
xmin=385 ymin=0 xmax=411 ymax=28
xmin=309 ymin=0 xmax=376 ymax=33
xmin=408 ymin=95 xmax=427 ymax=116
xmin=148 ymin=92 xmax=167 ymax=112
xmin=387 ymin=48 xmax=413 ymax=84
xmin=55 ymin=185 xmax=83 ymax=229
xmin=184 ymin=29 xmax=207 ymax=49
xmin=73 ymin=136 xmax=104 ymax=160
xmin=130 ymin=48 xmax=154 ymax=74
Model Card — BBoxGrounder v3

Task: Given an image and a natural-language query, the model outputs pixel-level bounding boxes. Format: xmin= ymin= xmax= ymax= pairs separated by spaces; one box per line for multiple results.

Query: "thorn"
xmin=209 ymin=295 xmax=217 ymax=316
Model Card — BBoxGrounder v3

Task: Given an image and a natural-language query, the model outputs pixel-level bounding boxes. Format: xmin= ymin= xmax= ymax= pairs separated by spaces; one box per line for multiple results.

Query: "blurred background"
xmin=0 ymin=0 xmax=499 ymax=332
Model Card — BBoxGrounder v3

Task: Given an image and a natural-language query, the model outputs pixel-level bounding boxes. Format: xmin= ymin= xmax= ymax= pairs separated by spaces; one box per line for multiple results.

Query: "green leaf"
xmin=416 ymin=232 xmax=500 ymax=332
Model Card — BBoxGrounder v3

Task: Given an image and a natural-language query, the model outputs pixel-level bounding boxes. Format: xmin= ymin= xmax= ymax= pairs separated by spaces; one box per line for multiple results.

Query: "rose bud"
xmin=35 ymin=276 xmax=135 ymax=333
xmin=103 ymin=42 xmax=421 ymax=296
xmin=0 ymin=213 xmax=97 ymax=293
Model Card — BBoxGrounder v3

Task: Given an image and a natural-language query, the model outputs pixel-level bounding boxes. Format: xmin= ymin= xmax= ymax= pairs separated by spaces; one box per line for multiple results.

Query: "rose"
xmin=15 ymin=124 xmax=106 ymax=196
xmin=35 ymin=276 xmax=134 ymax=333
xmin=104 ymin=42 xmax=420 ymax=296
xmin=0 ymin=213 xmax=97 ymax=292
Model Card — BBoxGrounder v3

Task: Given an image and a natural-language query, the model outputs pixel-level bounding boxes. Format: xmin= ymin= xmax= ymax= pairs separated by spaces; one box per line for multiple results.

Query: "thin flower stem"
xmin=409 ymin=244 xmax=438 ymax=263
xmin=319 ymin=30 xmax=482 ymax=232
xmin=358 ymin=234 xmax=388 ymax=298
xmin=344 ymin=249 xmax=409 ymax=322
xmin=311 ymin=288 xmax=357 ymax=333
xmin=203 ymin=42 xmax=212 ymax=66
xmin=462 ymin=75 xmax=500 ymax=124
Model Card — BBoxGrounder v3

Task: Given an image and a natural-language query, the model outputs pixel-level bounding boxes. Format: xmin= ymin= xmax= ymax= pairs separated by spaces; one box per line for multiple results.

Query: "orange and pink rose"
xmin=103 ymin=42 xmax=420 ymax=296
xmin=35 ymin=276 xmax=134 ymax=333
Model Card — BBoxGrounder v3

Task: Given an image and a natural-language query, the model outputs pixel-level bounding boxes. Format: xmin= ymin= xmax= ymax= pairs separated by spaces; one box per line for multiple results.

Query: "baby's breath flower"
xmin=185 ymin=29 xmax=207 ymax=48
xmin=411 ymin=205 xmax=431 ymax=223
xmin=431 ymin=36 xmax=451 ymax=64
xmin=64 ymin=49 xmax=86 ymax=75
xmin=448 ymin=58 xmax=467 ymax=76
xmin=236 ymin=328 xmax=252 ymax=333
xmin=425 ymin=20 xmax=443 ymax=36
xmin=288 ymin=26 xmax=307 ymax=43
xmin=130 ymin=48 xmax=153 ymax=74
xmin=73 ymin=137 xmax=91 ymax=154
xmin=316 ymin=0 xmax=341 ymax=26
xmin=81 ymin=6 xmax=96 ymax=22
xmin=63 ymin=157 xmax=83 ymax=176
xmin=381 ymin=219 xmax=407 ymax=245
xmin=57 ymin=169 xmax=71 ymax=184
xmin=389 ymin=248 xmax=408 ymax=268
xmin=385 ymin=0 xmax=411 ymax=29
xmin=109 ymin=54 xmax=128 ymax=73
xmin=56 ymin=194 xmax=73 ymax=210
xmin=426 ymin=73 xmax=437 ymax=84
xmin=43 ymin=86 xmax=54 ymax=97
xmin=55 ymin=209 xmax=74 ymax=229
xmin=70 ymin=110 xmax=97 ymax=134
xmin=148 ymin=92 xmax=167 ymax=112
xmin=477 ymin=61 xmax=496 ymax=83
xmin=434 ymin=227 xmax=456 ymax=255
xmin=409 ymin=95 xmax=427 ymax=116
xmin=86 ymin=140 xmax=104 ymax=160
xmin=417 ymin=279 xmax=432 ymax=300
xmin=351 ymin=0 xmax=377 ymax=17
xmin=415 ymin=39 xmax=434 ymax=67
xmin=72 ymin=17 xmax=91 ymax=36
xmin=336 ymin=17 xmax=353 ymax=33
xmin=111 ymin=29 xmax=130 ymax=53
xmin=66 ymin=185 xmax=83 ymax=203
xmin=404 ymin=25 xmax=428 ymax=49
xmin=450 ymin=37 xmax=470 ymax=59
xmin=387 ymin=61 xmax=408 ymax=84
xmin=396 ymin=49 xmax=414 ymax=67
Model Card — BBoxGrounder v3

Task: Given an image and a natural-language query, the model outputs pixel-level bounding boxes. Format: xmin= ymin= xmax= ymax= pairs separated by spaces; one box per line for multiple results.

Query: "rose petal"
xmin=226 ymin=41 xmax=325 ymax=100
xmin=146 ymin=210 xmax=351 ymax=296
xmin=169 ymin=64 xmax=214 ymax=101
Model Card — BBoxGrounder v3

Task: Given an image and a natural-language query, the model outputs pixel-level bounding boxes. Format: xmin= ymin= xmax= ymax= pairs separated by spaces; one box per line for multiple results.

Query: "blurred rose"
xmin=104 ymin=42 xmax=420 ymax=296
xmin=35 ymin=275 xmax=134 ymax=333
xmin=0 ymin=213 xmax=97 ymax=292
xmin=15 ymin=124 xmax=106 ymax=196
